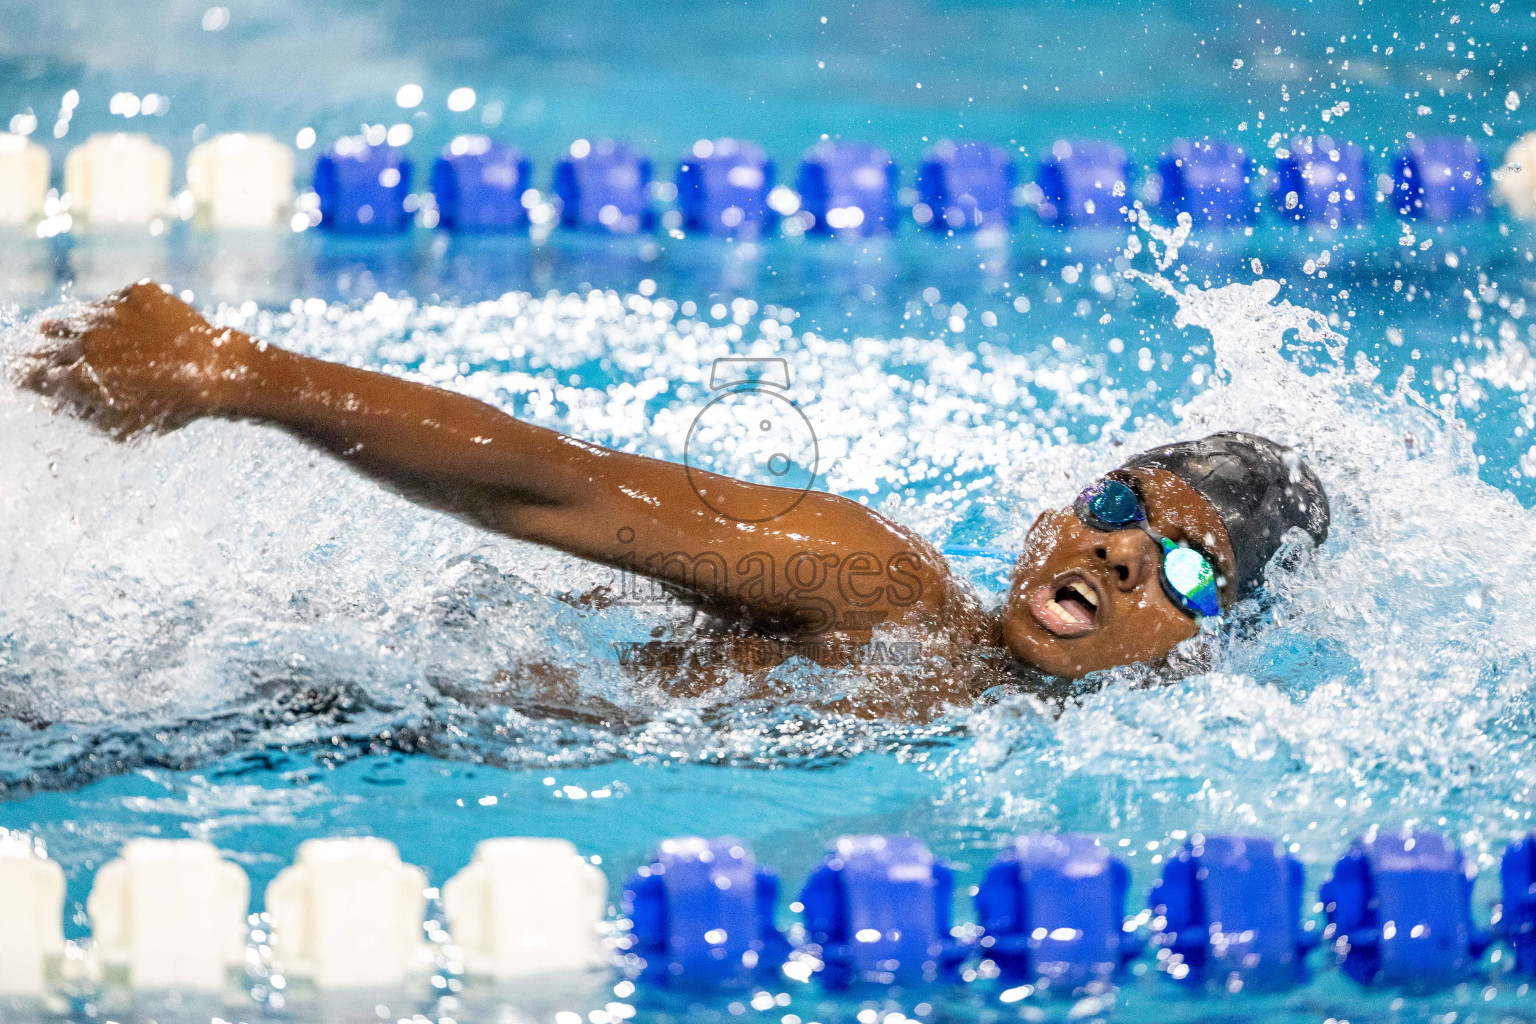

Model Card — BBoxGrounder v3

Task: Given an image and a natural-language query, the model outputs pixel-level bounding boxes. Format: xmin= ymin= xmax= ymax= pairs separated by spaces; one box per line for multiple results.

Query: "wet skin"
xmin=18 ymin=283 xmax=1240 ymax=707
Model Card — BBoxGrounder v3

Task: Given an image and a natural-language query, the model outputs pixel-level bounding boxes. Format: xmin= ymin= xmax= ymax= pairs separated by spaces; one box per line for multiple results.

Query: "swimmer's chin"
xmin=1000 ymin=613 xmax=1096 ymax=680
xmin=999 ymin=609 xmax=1209 ymax=682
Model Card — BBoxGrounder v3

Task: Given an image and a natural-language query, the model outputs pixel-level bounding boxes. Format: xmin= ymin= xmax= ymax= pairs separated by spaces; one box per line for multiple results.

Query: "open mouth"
xmin=1026 ymin=573 xmax=1102 ymax=638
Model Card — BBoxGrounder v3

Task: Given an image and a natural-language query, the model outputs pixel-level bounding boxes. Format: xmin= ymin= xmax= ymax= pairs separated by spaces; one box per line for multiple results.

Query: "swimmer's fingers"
xmin=15 ymin=357 xmax=91 ymax=417
xmin=35 ymin=332 xmax=85 ymax=368
xmin=24 ymin=306 xmax=94 ymax=390
xmin=24 ymin=364 xmax=158 ymax=440
xmin=38 ymin=283 xmax=146 ymax=340
xmin=38 ymin=298 xmax=114 ymax=339
xmin=12 ymin=333 xmax=150 ymax=437
xmin=38 ymin=314 xmax=89 ymax=340
xmin=14 ymin=353 xmax=69 ymax=398
xmin=14 ymin=330 xmax=86 ymax=395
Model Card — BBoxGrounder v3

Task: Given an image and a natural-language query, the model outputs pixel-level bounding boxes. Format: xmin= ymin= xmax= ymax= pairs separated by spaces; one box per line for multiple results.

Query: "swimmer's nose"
xmin=1093 ymin=529 xmax=1156 ymax=593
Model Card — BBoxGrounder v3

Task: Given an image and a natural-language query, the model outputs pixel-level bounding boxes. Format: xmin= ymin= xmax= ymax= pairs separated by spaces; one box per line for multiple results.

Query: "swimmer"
xmin=18 ymin=283 xmax=1329 ymax=712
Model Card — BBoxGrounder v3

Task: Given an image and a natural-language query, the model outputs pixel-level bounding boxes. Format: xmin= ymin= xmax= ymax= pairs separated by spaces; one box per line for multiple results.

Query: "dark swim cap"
xmin=1121 ymin=432 xmax=1329 ymax=596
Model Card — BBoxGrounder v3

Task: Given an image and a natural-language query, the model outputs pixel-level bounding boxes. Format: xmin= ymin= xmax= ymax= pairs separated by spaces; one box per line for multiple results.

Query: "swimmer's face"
xmin=1000 ymin=466 xmax=1239 ymax=679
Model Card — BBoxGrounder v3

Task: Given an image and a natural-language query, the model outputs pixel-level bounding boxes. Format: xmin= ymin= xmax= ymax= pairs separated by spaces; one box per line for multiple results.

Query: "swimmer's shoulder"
xmin=790 ymin=488 xmax=982 ymax=626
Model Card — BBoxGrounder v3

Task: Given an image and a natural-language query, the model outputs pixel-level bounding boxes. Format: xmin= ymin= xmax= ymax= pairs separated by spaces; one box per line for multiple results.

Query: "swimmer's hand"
xmin=21 ymin=281 xmax=246 ymax=436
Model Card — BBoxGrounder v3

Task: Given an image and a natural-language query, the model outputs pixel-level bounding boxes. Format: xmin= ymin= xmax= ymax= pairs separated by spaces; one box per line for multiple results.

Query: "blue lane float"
xmin=552 ymin=138 xmax=653 ymax=233
xmin=675 ymin=138 xmax=776 ymax=239
xmin=1500 ymin=833 xmax=1536 ymax=975
xmin=1320 ymin=829 xmax=1490 ymax=987
xmin=796 ymin=141 xmax=898 ymax=237
xmin=1149 ymin=834 xmax=1316 ymax=990
xmin=623 ymin=836 xmax=788 ymax=985
xmin=1156 ymin=138 xmax=1256 ymax=226
xmin=799 ymin=835 xmax=965 ymax=987
xmin=1035 ymin=140 xmax=1133 ymax=228
xmin=915 ymin=140 xmax=1016 ymax=232
xmin=1391 ymin=136 xmax=1488 ymax=221
xmin=313 ymin=136 xmax=413 ymax=233
xmin=1272 ymin=135 xmax=1370 ymax=226
xmin=429 ymin=135 xmax=533 ymax=232
xmin=974 ymin=833 xmax=1138 ymax=990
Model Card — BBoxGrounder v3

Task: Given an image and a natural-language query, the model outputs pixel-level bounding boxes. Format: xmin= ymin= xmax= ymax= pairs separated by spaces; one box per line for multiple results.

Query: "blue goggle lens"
xmin=1079 ymin=479 xmax=1143 ymax=528
xmin=1159 ymin=538 xmax=1222 ymax=618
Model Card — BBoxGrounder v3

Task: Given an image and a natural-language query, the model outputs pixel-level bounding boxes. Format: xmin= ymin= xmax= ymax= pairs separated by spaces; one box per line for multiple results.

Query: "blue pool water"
xmin=3 ymin=1 xmax=1536 ymax=1021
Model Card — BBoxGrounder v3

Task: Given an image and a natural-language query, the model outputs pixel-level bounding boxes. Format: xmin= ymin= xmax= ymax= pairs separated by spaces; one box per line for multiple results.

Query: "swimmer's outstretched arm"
xmin=22 ymin=284 xmax=962 ymax=636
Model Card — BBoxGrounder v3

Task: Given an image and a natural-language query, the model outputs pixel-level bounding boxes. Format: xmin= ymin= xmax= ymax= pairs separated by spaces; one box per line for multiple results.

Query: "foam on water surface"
xmin=0 ymin=240 xmax=1534 ymax=911
xmin=950 ymin=273 xmax=1536 ymax=862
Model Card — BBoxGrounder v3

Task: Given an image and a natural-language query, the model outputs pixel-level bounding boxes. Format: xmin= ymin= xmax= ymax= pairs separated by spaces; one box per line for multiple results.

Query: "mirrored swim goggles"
xmin=1072 ymin=478 xmax=1223 ymax=619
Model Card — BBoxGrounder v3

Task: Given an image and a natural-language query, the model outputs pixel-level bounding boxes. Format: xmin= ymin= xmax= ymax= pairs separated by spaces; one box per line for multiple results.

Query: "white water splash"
xmin=937 ymin=268 xmax=1536 ymax=869
xmin=0 ymin=269 xmax=1531 ymax=871
xmin=0 ymin=290 xmax=1120 ymax=785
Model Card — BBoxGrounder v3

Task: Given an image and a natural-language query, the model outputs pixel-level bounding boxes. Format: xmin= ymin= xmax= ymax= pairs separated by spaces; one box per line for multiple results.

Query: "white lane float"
xmin=266 ymin=837 xmax=429 ymax=990
xmin=87 ymin=838 xmax=249 ymax=991
xmin=443 ymin=837 xmax=608 ymax=980
xmin=1496 ymin=132 xmax=1536 ymax=220
xmin=64 ymin=133 xmax=173 ymax=226
xmin=0 ymin=135 xmax=49 ymax=226
xmin=186 ymin=132 xmax=295 ymax=229
xmin=0 ymin=834 xmax=66 ymax=996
